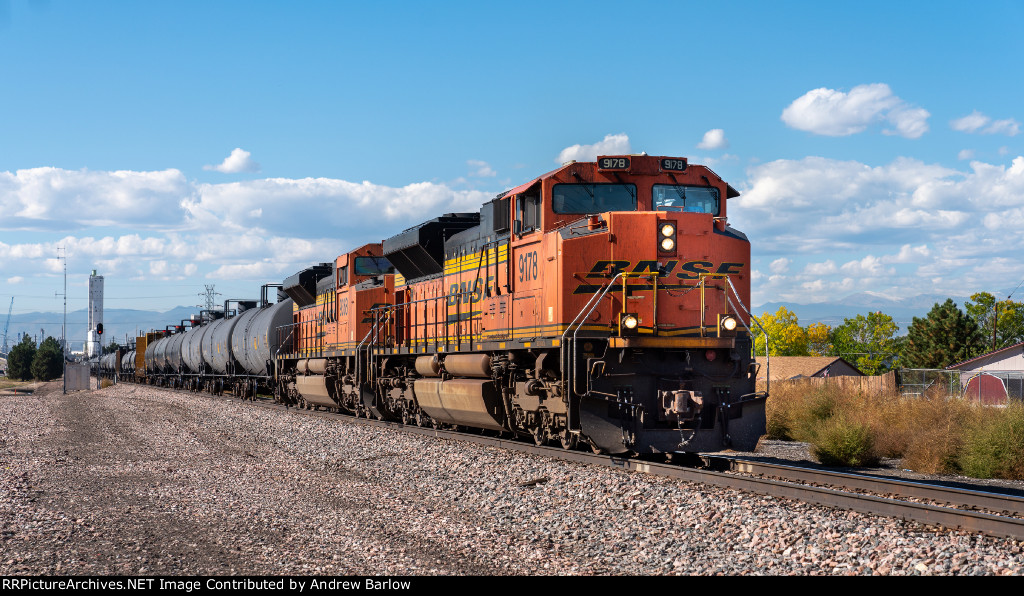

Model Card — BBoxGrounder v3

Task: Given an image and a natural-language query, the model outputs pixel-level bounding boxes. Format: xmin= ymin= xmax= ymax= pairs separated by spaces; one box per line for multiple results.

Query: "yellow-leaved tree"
xmin=806 ymin=322 xmax=833 ymax=356
xmin=751 ymin=306 xmax=810 ymax=357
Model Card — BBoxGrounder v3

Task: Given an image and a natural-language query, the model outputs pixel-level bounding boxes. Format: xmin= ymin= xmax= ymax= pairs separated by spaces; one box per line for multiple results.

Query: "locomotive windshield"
xmin=353 ymin=256 xmax=396 ymax=276
xmin=552 ymin=183 xmax=637 ymax=214
xmin=652 ymin=185 xmax=720 ymax=214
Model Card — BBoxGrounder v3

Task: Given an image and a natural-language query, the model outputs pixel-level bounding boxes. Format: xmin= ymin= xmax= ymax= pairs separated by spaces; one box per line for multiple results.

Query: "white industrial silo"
xmin=87 ymin=270 xmax=104 ymax=358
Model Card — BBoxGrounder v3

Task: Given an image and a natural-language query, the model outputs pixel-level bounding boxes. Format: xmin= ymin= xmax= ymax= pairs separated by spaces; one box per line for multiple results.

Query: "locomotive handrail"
xmin=354 ymin=317 xmax=381 ymax=411
xmin=697 ymin=273 xmax=728 ymax=337
xmin=575 ymin=271 xmax=660 ymax=398
xmin=724 ymin=275 xmax=769 ymax=396
xmin=618 ymin=270 xmax=660 ymax=333
xmin=273 ymin=324 xmax=297 ymax=381
xmin=370 ymin=285 xmax=485 ymax=350
xmin=561 ymin=272 xmax=626 ymax=434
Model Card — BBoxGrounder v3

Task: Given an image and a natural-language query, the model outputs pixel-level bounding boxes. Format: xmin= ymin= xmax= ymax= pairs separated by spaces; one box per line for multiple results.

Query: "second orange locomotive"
xmin=277 ymin=154 xmax=765 ymax=454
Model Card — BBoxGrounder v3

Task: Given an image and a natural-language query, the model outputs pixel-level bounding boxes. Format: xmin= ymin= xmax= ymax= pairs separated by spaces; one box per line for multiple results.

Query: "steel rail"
xmin=145 ymin=386 xmax=1024 ymax=541
xmin=712 ymin=456 xmax=1024 ymax=517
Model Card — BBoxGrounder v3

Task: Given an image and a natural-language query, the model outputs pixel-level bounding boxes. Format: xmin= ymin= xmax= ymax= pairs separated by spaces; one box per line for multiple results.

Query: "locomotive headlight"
xmin=658 ymin=221 xmax=676 ymax=254
xmin=718 ymin=314 xmax=739 ymax=337
xmin=620 ymin=313 xmax=639 ymax=336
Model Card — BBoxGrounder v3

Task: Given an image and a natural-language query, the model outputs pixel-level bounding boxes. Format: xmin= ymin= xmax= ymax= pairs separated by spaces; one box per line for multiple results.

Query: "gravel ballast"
xmin=1 ymin=381 xmax=1022 ymax=576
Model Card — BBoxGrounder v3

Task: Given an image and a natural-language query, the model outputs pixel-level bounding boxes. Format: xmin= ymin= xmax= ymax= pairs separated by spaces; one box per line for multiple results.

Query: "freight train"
xmin=103 ymin=154 xmax=766 ymax=455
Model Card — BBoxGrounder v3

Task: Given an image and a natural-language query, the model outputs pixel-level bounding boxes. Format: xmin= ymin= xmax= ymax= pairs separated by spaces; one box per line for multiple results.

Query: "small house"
xmin=758 ymin=356 xmax=864 ymax=383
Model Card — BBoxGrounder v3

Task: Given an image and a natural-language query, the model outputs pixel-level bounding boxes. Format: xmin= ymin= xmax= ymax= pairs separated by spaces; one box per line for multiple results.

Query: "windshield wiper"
xmin=666 ymin=174 xmax=686 ymax=209
xmin=612 ymin=173 xmax=637 ymax=204
xmin=572 ymin=171 xmax=596 ymax=201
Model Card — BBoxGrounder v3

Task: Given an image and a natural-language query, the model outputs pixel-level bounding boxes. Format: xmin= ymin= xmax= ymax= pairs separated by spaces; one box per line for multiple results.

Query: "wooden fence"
xmin=757 ymin=370 xmax=898 ymax=395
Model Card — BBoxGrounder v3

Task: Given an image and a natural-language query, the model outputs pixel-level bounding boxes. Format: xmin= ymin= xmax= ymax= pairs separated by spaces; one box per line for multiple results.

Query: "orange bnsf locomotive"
xmin=275 ymin=154 xmax=765 ymax=454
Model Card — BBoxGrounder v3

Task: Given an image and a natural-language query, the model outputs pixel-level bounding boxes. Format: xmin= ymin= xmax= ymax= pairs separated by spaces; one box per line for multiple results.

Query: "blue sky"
xmin=1 ymin=0 xmax=1023 ymax=320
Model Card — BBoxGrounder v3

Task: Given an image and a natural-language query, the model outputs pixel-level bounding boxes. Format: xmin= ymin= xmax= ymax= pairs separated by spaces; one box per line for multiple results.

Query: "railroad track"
xmin=144 ymin=384 xmax=1024 ymax=542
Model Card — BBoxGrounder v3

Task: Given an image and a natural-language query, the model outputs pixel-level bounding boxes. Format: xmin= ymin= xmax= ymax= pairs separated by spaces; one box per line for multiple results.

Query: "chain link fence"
xmin=896 ymin=368 xmax=1024 ymax=403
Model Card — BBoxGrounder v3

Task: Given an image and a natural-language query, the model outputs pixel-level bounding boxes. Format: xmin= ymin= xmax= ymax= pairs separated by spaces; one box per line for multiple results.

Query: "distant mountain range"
xmin=753 ymin=291 xmax=979 ymax=331
xmin=1 ymin=306 xmax=202 ymax=354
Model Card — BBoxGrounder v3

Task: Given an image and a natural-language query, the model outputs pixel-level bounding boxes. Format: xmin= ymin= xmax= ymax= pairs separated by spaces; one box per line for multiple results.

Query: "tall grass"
xmin=765 ymin=381 xmax=1024 ymax=479
xmin=959 ymin=403 xmax=1024 ymax=479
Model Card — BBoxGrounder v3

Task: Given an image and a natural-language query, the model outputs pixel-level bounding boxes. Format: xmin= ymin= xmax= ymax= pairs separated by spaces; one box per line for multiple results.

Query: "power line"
xmin=1008 ymin=276 xmax=1024 ymax=301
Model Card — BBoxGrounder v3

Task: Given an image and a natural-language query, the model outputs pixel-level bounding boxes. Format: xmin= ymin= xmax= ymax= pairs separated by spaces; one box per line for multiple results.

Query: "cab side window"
xmin=517 ymin=193 xmax=541 ymax=233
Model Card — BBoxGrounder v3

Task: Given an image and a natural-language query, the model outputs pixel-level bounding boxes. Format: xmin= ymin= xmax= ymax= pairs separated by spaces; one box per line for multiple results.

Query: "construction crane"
xmin=1 ymin=297 xmax=12 ymax=356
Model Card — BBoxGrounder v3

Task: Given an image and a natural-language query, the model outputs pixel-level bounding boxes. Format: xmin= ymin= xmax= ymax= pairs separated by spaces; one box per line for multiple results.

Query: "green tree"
xmin=752 ymin=306 xmax=810 ymax=356
xmin=6 ymin=335 xmax=37 ymax=381
xmin=103 ymin=340 xmax=123 ymax=355
xmin=964 ymin=292 xmax=1024 ymax=350
xmin=902 ymin=299 xmax=984 ymax=369
xmin=831 ymin=311 xmax=901 ymax=375
xmin=31 ymin=336 xmax=64 ymax=381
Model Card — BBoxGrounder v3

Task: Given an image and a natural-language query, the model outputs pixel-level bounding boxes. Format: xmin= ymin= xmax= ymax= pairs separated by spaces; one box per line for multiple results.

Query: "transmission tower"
xmin=199 ymin=285 xmax=222 ymax=311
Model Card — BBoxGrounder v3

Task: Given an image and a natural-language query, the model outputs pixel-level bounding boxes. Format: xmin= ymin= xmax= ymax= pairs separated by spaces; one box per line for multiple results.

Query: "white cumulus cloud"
xmin=697 ymin=129 xmax=729 ymax=150
xmin=555 ymin=134 xmax=631 ymax=164
xmin=0 ymin=167 xmax=192 ymax=231
xmin=467 ymin=160 xmax=496 ymax=177
xmin=737 ymin=154 xmax=1024 ymax=304
xmin=950 ymin=110 xmax=1020 ymax=136
xmin=781 ymin=83 xmax=929 ymax=138
xmin=803 ymin=261 xmax=837 ymax=276
xmin=769 ymin=258 xmax=790 ymax=274
xmin=184 ymin=178 xmax=491 ymax=245
xmin=883 ymin=244 xmax=931 ymax=263
xmin=204 ymin=148 xmax=262 ymax=174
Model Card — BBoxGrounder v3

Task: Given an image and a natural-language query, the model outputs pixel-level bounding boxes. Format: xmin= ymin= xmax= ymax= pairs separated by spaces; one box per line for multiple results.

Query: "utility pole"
xmin=57 ymin=247 xmax=67 ymax=394
xmin=1 ymin=297 xmax=12 ymax=355
xmin=993 ymin=299 xmax=999 ymax=351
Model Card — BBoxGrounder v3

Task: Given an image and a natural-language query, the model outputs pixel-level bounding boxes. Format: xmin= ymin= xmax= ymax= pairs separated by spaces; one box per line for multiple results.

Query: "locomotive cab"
xmin=478 ymin=154 xmax=763 ymax=453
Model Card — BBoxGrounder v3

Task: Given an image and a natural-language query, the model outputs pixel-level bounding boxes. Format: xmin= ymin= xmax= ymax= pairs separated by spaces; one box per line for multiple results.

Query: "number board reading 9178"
xmin=597 ymin=157 xmax=630 ymax=170
xmin=660 ymin=158 xmax=687 ymax=171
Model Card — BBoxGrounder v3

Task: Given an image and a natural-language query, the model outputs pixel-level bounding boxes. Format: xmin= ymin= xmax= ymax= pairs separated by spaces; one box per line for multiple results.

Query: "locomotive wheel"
xmin=531 ymin=427 xmax=545 ymax=446
xmin=559 ymin=431 xmax=577 ymax=451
